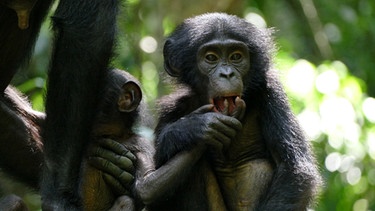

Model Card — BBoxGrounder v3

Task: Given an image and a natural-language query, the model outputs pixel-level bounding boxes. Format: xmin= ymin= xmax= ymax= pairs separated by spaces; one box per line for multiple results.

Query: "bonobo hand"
xmin=88 ymin=139 xmax=136 ymax=196
xmin=187 ymin=104 xmax=242 ymax=152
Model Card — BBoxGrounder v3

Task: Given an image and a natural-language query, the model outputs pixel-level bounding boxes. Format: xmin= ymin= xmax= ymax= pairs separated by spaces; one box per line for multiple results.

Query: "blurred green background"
xmin=2 ymin=0 xmax=375 ymax=210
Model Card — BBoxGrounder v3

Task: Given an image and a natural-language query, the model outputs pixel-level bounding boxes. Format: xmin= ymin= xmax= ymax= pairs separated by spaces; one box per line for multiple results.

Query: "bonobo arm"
xmin=135 ymin=145 xmax=205 ymax=205
xmin=0 ymin=87 xmax=44 ymax=189
xmin=257 ymin=74 xmax=321 ymax=210
xmin=154 ymin=104 xmax=242 ymax=166
xmin=89 ymin=138 xmax=206 ymax=206
xmin=42 ymin=1 xmax=119 ymax=209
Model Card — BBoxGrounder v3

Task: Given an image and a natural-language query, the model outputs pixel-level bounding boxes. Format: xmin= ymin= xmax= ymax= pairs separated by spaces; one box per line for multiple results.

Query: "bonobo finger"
xmin=218 ymin=115 xmax=242 ymax=131
xmin=232 ymin=97 xmax=246 ymax=120
xmin=210 ymin=117 xmax=238 ymax=139
xmin=192 ymin=104 xmax=215 ymax=114
xmin=211 ymin=130 xmax=231 ymax=148
xmin=204 ymin=133 xmax=228 ymax=160
xmin=88 ymin=146 xmax=135 ymax=173
xmin=97 ymin=139 xmax=136 ymax=162
xmin=102 ymin=173 xmax=131 ymax=196
xmin=202 ymin=127 xmax=231 ymax=149
xmin=89 ymin=157 xmax=135 ymax=180
xmin=116 ymin=170 xmax=135 ymax=189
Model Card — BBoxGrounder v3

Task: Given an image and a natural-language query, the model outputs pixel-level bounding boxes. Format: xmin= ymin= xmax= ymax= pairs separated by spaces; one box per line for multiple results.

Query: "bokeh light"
xmin=244 ymin=12 xmax=267 ymax=28
xmin=285 ymin=59 xmax=316 ymax=97
xmin=362 ymin=97 xmax=375 ymax=123
xmin=139 ymin=36 xmax=158 ymax=53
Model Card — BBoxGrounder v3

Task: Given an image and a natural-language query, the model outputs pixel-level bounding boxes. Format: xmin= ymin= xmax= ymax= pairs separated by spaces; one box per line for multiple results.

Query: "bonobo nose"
xmin=219 ymin=66 xmax=235 ymax=79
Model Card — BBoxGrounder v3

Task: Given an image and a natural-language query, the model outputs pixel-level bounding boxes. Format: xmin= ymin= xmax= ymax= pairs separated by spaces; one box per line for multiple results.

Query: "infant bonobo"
xmin=83 ymin=69 xmax=205 ymax=211
xmin=82 ymin=69 xmax=150 ymax=210
xmin=0 ymin=70 xmax=143 ymax=211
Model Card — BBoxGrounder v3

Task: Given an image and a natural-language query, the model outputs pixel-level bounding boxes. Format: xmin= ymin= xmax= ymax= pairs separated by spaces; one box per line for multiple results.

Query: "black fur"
xmin=0 ymin=0 xmax=53 ymax=92
xmin=154 ymin=13 xmax=321 ymax=210
xmin=0 ymin=0 xmax=121 ymax=210
xmin=42 ymin=1 xmax=120 ymax=210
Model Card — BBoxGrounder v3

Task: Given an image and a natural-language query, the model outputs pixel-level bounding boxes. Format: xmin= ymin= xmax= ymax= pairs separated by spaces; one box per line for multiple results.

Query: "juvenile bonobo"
xmin=154 ymin=13 xmax=321 ymax=210
xmin=83 ymin=69 xmax=207 ymax=211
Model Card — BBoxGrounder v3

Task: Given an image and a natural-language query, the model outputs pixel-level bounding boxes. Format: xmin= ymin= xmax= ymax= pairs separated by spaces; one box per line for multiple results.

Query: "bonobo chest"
xmin=213 ymin=111 xmax=274 ymax=210
xmin=224 ymin=111 xmax=268 ymax=163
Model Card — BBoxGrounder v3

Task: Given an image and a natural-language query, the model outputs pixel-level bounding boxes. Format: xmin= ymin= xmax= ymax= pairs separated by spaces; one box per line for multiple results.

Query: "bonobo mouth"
xmin=210 ymin=95 xmax=240 ymax=114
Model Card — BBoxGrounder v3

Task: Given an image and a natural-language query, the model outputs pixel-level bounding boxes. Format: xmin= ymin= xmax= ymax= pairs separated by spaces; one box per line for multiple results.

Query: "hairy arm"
xmin=88 ymin=137 xmax=205 ymax=206
xmin=41 ymin=1 xmax=119 ymax=209
xmin=257 ymin=72 xmax=321 ymax=210
xmin=135 ymin=145 xmax=205 ymax=205
xmin=0 ymin=87 xmax=44 ymax=189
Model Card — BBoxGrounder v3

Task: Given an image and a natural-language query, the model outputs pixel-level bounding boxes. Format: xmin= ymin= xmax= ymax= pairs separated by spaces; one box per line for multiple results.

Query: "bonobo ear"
xmin=118 ymin=81 xmax=142 ymax=112
xmin=163 ymin=39 xmax=181 ymax=77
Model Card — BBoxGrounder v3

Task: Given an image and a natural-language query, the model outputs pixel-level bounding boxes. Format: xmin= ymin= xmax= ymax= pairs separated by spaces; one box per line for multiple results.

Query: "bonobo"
xmin=153 ymin=13 xmax=322 ymax=210
xmin=0 ymin=68 xmax=207 ymax=210
xmin=82 ymin=69 xmax=149 ymax=211
xmin=83 ymin=69 xmax=209 ymax=210
xmin=0 ymin=70 xmax=138 ymax=210
xmin=1 ymin=0 xmax=121 ymax=209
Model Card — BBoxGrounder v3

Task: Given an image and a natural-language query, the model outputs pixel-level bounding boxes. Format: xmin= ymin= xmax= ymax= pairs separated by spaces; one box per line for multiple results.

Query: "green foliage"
xmin=280 ymin=57 xmax=375 ymax=210
xmin=4 ymin=0 xmax=374 ymax=210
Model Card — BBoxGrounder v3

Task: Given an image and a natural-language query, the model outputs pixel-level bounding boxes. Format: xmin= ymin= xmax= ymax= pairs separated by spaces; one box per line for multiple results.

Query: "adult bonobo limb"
xmin=1 ymin=0 xmax=123 ymax=209
xmin=154 ymin=13 xmax=321 ymax=210
xmin=42 ymin=1 xmax=120 ymax=210
xmin=0 ymin=87 xmax=43 ymax=211
xmin=0 ymin=71 xmax=137 ymax=210
xmin=0 ymin=86 xmax=44 ymax=189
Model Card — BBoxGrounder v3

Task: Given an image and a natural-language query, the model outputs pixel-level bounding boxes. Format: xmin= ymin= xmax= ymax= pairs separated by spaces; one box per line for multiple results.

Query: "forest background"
xmin=2 ymin=0 xmax=375 ymax=210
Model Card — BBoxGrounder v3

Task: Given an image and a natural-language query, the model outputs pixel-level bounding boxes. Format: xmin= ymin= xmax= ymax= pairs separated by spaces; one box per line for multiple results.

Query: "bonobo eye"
xmin=229 ymin=52 xmax=243 ymax=62
xmin=205 ymin=52 xmax=219 ymax=63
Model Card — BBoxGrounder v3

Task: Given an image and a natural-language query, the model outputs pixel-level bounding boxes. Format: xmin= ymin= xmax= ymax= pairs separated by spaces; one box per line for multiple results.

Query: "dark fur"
xmin=154 ymin=13 xmax=321 ymax=210
xmin=0 ymin=194 xmax=29 ymax=211
xmin=0 ymin=70 xmax=143 ymax=210
xmin=0 ymin=87 xmax=44 ymax=189
xmin=42 ymin=1 xmax=119 ymax=210
xmin=83 ymin=69 xmax=151 ymax=211
xmin=0 ymin=0 xmax=53 ymax=92
xmin=0 ymin=1 xmax=121 ymax=209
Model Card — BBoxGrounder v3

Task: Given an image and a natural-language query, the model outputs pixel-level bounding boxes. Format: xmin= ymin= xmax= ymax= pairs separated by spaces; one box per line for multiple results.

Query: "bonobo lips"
xmin=211 ymin=95 xmax=240 ymax=115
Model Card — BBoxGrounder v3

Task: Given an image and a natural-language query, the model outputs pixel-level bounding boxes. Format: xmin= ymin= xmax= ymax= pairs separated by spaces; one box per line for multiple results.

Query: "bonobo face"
xmin=197 ymin=38 xmax=250 ymax=114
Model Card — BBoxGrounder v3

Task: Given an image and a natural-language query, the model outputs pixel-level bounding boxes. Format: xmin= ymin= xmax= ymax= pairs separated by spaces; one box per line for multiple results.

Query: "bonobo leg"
xmin=41 ymin=0 xmax=119 ymax=209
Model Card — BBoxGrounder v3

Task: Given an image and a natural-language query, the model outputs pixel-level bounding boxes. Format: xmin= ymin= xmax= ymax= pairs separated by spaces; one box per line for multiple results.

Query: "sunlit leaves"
xmin=281 ymin=57 xmax=374 ymax=210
